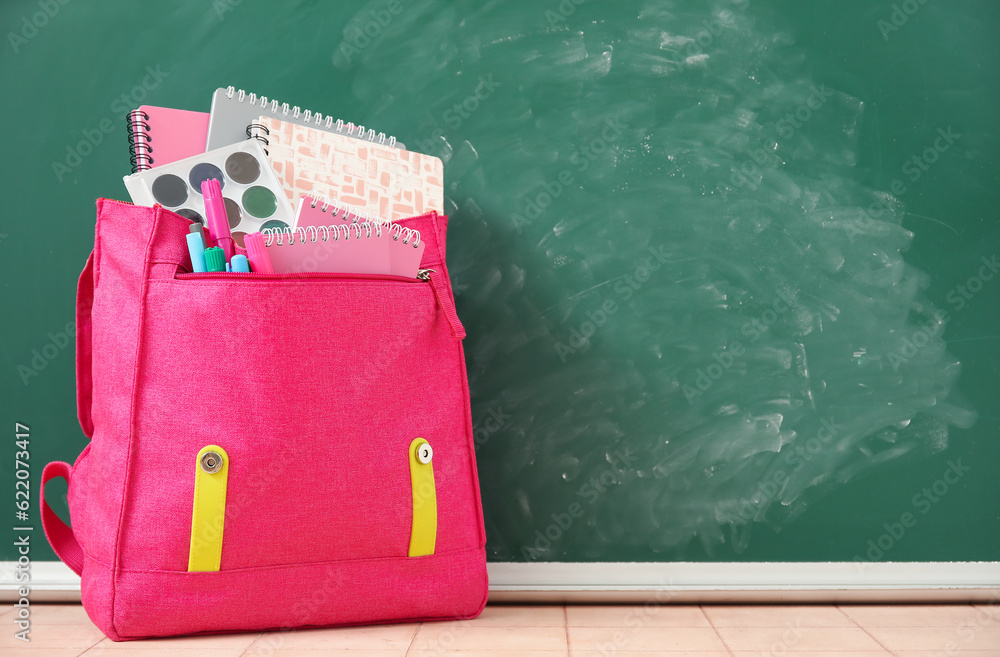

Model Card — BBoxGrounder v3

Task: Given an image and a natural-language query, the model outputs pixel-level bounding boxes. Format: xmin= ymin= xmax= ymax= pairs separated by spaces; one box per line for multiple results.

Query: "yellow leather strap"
xmin=408 ymin=438 xmax=437 ymax=557
xmin=188 ymin=445 xmax=229 ymax=572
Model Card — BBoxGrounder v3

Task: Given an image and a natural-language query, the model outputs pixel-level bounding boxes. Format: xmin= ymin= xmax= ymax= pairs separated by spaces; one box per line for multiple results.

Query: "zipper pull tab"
xmin=420 ymin=269 xmax=465 ymax=340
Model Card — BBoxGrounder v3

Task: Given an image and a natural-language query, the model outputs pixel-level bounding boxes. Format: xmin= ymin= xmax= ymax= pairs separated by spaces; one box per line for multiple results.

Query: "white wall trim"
xmin=488 ymin=561 xmax=1000 ymax=589
xmin=3 ymin=561 xmax=998 ymax=603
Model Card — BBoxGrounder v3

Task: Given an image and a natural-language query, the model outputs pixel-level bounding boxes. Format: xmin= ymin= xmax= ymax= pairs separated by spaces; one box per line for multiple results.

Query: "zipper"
xmin=175 ymin=269 xmax=433 ymax=283
xmin=176 ymin=268 xmax=466 ymax=339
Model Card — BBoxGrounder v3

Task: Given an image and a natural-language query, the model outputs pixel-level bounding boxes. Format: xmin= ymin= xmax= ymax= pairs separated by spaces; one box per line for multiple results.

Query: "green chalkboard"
xmin=1 ymin=0 xmax=998 ymax=566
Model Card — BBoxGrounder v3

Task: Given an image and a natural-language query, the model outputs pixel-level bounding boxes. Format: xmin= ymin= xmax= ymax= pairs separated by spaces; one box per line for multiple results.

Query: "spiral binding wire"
xmin=300 ymin=193 xmax=422 ymax=249
xmin=246 ymin=122 xmax=269 ymax=155
xmin=262 ymin=221 xmax=382 ymax=247
xmin=127 ymin=110 xmax=153 ymax=172
xmin=225 ymin=86 xmax=399 ymax=148
xmin=304 ymin=193 xmax=379 ymax=225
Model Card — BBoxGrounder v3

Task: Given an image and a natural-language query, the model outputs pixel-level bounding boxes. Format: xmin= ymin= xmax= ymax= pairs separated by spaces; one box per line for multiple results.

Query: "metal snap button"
xmin=417 ymin=442 xmax=433 ymax=464
xmin=200 ymin=450 xmax=223 ymax=474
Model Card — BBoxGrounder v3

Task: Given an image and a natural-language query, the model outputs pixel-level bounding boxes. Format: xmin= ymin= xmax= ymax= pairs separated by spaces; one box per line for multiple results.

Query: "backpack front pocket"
xmin=117 ymin=273 xmax=471 ymax=572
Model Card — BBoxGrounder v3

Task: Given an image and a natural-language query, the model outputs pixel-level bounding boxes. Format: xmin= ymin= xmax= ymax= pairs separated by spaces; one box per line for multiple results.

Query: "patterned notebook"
xmin=252 ymin=116 xmax=443 ymax=223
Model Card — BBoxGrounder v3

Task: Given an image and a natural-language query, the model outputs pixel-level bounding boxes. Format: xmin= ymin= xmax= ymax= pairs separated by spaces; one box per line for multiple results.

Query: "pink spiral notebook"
xmin=295 ymin=196 xmax=425 ymax=278
xmin=127 ymin=106 xmax=209 ymax=172
xmin=262 ymin=221 xmax=391 ymax=275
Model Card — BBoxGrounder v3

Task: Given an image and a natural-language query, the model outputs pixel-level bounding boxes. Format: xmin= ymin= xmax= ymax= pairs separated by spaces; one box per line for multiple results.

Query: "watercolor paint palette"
xmin=123 ymin=140 xmax=293 ymax=247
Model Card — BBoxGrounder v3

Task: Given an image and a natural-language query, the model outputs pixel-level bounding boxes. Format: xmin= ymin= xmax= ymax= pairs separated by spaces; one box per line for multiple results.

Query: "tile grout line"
xmin=836 ymin=604 xmax=899 ymax=656
xmin=75 ymin=636 xmax=106 ymax=657
xmin=699 ymin=605 xmax=736 ymax=657
xmin=563 ymin=604 xmax=571 ymax=657
xmin=404 ymin=621 xmax=422 ymax=656
xmin=235 ymin=630 xmax=266 ymax=657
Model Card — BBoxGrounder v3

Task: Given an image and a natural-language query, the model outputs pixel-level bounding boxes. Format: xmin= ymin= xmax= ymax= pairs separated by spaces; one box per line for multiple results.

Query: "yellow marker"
xmin=408 ymin=437 xmax=437 ymax=557
xmin=188 ymin=445 xmax=229 ymax=572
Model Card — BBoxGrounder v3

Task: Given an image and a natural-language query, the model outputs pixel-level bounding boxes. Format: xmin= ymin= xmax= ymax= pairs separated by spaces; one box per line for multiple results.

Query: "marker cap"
xmin=231 ymin=254 xmax=250 ymax=273
xmin=243 ymin=232 xmax=274 ymax=274
xmin=204 ymin=246 xmax=226 ymax=273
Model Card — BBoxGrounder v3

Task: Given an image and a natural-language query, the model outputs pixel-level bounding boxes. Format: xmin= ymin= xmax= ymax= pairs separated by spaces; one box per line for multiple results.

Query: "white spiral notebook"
xmin=205 ymin=86 xmax=405 ymax=151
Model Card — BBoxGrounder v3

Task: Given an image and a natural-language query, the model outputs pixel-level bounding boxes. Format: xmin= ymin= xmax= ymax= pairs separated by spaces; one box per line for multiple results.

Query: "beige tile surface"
xmin=10 ymin=603 xmax=1000 ymax=656
xmin=703 ymin=604 xmax=854 ymax=627
xmin=566 ymin=605 xmax=710 ymax=628
xmin=84 ymin=645 xmax=253 ymax=657
xmin=434 ymin=604 xmax=566 ymax=628
xmin=0 ymin=622 xmax=104 ymax=650
xmin=864 ymin=625 xmax=1000 ymax=652
xmin=731 ymin=653 xmax=893 ymax=657
xmin=267 ymin=624 xmax=418 ymax=651
xmin=894 ymin=653 xmax=1000 ymax=657
xmin=840 ymin=603 xmax=987 ymax=627
xmin=975 ymin=604 xmax=1000 ymax=624
xmin=569 ymin=626 xmax=727 ymax=652
xmin=25 ymin=604 xmax=94 ymax=626
xmin=260 ymin=648 xmax=412 ymax=657
xmin=410 ymin=625 xmax=567 ymax=652
xmin=410 ymin=652 xmax=567 ymax=657
xmin=84 ymin=631 xmax=258 ymax=654
xmin=573 ymin=653 xmax=731 ymax=657
xmin=715 ymin=625 xmax=887 ymax=652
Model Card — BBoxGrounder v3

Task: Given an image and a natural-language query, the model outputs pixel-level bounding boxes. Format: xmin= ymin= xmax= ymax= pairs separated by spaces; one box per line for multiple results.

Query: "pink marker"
xmin=201 ymin=178 xmax=234 ymax=262
xmin=243 ymin=232 xmax=274 ymax=273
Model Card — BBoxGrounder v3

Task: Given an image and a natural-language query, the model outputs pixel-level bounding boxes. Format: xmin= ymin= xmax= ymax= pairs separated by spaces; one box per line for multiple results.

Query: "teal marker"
xmin=204 ymin=247 xmax=226 ymax=273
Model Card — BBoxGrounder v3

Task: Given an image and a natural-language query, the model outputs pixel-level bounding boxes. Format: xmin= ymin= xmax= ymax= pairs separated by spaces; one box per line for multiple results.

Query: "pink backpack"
xmin=40 ymin=199 xmax=488 ymax=640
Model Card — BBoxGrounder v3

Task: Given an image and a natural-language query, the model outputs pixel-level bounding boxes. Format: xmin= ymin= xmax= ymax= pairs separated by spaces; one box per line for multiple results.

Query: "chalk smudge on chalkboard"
xmin=337 ymin=0 xmax=977 ymax=559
